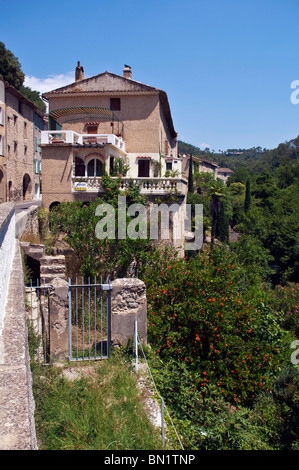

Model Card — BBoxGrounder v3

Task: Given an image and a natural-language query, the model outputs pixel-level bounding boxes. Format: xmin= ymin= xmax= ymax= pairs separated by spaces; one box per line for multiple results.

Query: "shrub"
xmin=268 ymin=283 xmax=299 ymax=336
xmin=144 ymin=247 xmax=284 ymax=407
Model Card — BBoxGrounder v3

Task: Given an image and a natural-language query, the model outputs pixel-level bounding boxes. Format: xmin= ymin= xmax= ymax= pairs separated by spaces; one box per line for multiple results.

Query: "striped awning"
xmin=49 ymin=107 xmax=122 ymax=123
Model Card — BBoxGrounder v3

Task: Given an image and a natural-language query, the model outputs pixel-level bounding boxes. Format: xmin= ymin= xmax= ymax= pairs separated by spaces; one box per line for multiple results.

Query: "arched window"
xmin=87 ymin=158 xmax=104 ymax=177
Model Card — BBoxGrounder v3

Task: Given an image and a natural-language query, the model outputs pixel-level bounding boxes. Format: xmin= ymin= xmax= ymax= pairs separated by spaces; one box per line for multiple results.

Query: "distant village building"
xmin=216 ymin=167 xmax=234 ymax=184
xmin=180 ymin=153 xmax=233 ymax=185
xmin=181 ymin=154 xmax=218 ymax=180
xmin=0 ymin=79 xmax=46 ymax=203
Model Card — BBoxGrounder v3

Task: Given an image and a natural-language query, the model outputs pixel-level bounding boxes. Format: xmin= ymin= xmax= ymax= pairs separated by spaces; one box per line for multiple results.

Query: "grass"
xmin=28 ymin=326 xmax=163 ymax=450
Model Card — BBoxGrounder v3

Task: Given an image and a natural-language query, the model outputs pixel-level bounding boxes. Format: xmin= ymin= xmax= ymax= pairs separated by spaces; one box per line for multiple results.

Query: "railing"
xmin=72 ymin=177 xmax=104 ymax=192
xmin=120 ymin=177 xmax=188 ymax=195
xmin=41 ymin=131 xmax=125 ymax=151
xmin=72 ymin=176 xmax=187 ymax=195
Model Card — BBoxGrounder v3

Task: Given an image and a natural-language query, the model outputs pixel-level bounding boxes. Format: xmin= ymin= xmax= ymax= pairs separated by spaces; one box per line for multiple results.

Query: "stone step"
xmin=40 ymin=273 xmax=66 ymax=284
xmin=40 ymin=264 xmax=65 ymax=274
xmin=41 ymin=255 xmax=66 ymax=265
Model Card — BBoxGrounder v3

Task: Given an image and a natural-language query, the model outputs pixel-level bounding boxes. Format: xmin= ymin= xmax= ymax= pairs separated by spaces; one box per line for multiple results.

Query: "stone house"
xmin=0 ymin=79 xmax=46 ymax=203
xmin=181 ymin=154 xmax=233 ymax=185
xmin=181 ymin=153 xmax=219 ymax=180
xmin=41 ymin=63 xmax=188 ymax=250
xmin=41 ymin=63 xmax=187 ymax=208
xmin=216 ymin=167 xmax=234 ymax=183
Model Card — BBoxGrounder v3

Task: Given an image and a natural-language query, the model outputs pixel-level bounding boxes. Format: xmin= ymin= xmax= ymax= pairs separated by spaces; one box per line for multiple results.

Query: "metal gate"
xmin=68 ymin=277 xmax=112 ymax=362
xmin=26 ymin=279 xmax=54 ymax=365
xmin=26 ymin=277 xmax=112 ymax=364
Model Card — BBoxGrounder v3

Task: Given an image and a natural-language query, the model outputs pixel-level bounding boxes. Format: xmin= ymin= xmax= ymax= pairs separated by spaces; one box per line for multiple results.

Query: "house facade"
xmin=41 ymin=63 xmax=187 ymax=209
xmin=181 ymin=153 xmax=233 ymax=185
xmin=0 ymin=79 xmax=46 ymax=203
xmin=41 ymin=64 xmax=187 ymax=250
xmin=181 ymin=153 xmax=219 ymax=180
xmin=216 ymin=167 xmax=234 ymax=183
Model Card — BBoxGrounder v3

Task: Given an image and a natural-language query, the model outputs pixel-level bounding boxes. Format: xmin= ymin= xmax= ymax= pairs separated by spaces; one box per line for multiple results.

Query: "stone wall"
xmin=111 ymin=278 xmax=147 ymax=347
xmin=0 ymin=239 xmax=37 ymax=449
xmin=0 ymin=203 xmax=15 ymax=335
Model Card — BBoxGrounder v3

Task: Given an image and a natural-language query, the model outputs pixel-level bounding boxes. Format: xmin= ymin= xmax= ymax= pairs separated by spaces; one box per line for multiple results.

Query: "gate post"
xmin=110 ymin=278 xmax=147 ymax=348
xmin=48 ymin=278 xmax=69 ymax=362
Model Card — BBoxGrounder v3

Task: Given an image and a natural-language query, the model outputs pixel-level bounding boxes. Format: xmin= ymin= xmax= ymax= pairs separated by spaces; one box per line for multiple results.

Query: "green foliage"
xmin=19 ymin=85 xmax=46 ymax=113
xmin=50 ymin=175 xmax=154 ymax=279
xmin=253 ymin=367 xmax=299 ymax=449
xmin=144 ymin=248 xmax=284 ymax=408
xmin=267 ymin=283 xmax=299 ymax=336
xmin=230 ymin=234 xmax=274 ymax=284
xmin=188 ymin=155 xmax=194 ymax=193
xmin=30 ymin=348 xmax=162 ymax=450
xmin=147 ymin=352 xmax=272 ymax=450
xmin=0 ymin=41 xmax=25 ymax=89
xmin=215 ymin=200 xmax=229 ymax=243
xmin=244 ymin=178 xmax=251 ymax=212
xmin=237 ymin=181 xmax=299 ymax=284
xmin=110 ymin=157 xmax=130 ymax=177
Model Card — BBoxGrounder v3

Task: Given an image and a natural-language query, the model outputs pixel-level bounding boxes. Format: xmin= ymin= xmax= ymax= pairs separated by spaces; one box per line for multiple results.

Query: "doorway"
xmin=138 ymin=159 xmax=150 ymax=177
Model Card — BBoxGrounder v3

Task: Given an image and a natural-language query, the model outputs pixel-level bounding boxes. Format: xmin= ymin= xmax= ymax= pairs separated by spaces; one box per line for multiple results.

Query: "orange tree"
xmin=143 ymin=247 xmax=285 ymax=407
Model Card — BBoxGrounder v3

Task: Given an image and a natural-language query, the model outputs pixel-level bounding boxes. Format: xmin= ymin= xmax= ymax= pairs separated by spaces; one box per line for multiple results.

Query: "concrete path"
xmin=0 ymin=240 xmax=37 ymax=450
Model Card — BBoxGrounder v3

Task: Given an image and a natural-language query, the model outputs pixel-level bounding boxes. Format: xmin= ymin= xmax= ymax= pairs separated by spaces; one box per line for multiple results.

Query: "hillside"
xmin=178 ymin=136 xmax=299 ymax=176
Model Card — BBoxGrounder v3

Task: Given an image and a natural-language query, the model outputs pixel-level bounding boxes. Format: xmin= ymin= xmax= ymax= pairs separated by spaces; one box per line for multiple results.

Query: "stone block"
xmin=111 ymin=278 xmax=147 ymax=347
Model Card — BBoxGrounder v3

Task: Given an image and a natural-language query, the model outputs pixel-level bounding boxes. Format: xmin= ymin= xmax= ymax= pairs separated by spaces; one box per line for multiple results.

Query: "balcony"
xmin=72 ymin=176 xmax=187 ymax=196
xmin=41 ymin=130 xmax=125 ymax=152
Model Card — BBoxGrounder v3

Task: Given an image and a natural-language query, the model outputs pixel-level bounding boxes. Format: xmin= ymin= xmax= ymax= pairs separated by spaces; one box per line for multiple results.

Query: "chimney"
xmin=75 ymin=61 xmax=84 ymax=82
xmin=123 ymin=64 xmax=132 ymax=79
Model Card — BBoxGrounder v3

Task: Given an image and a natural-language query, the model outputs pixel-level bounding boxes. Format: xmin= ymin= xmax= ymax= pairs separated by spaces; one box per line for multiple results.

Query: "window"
xmin=24 ymin=145 xmax=27 ymax=156
xmin=0 ymin=135 xmax=3 ymax=155
xmin=35 ymin=158 xmax=41 ymax=174
xmin=110 ymin=98 xmax=121 ymax=111
xmin=109 ymin=156 xmax=114 ymax=176
xmin=166 ymin=161 xmax=172 ymax=171
xmin=87 ymin=158 xmax=104 ymax=177
xmin=24 ymin=122 xmax=27 ymax=138
xmin=86 ymin=125 xmax=98 ymax=134
xmin=75 ymin=157 xmax=85 ymax=177
xmin=0 ymin=107 xmax=4 ymax=125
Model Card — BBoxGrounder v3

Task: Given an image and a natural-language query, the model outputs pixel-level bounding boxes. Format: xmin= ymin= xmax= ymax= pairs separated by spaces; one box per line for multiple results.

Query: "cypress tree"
xmin=244 ymin=178 xmax=251 ymax=212
xmin=188 ymin=155 xmax=194 ymax=193
xmin=216 ymin=200 xmax=229 ymax=244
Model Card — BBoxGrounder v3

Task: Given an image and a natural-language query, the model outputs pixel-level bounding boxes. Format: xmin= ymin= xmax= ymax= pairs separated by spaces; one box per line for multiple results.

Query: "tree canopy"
xmin=0 ymin=41 xmax=25 ymax=89
xmin=0 ymin=42 xmax=46 ymax=112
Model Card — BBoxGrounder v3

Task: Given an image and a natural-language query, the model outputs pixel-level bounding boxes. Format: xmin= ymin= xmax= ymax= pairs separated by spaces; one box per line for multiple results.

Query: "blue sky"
xmin=2 ymin=0 xmax=299 ymax=151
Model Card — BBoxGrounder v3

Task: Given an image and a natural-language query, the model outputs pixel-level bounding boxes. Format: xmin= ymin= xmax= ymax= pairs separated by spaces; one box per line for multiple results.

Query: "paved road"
xmin=15 ymin=199 xmax=42 ymax=214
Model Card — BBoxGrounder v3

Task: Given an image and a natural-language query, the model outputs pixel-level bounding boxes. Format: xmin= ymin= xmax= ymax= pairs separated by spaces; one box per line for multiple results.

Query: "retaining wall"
xmin=0 ymin=203 xmax=15 ymax=335
xmin=0 ymin=203 xmax=37 ymax=450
